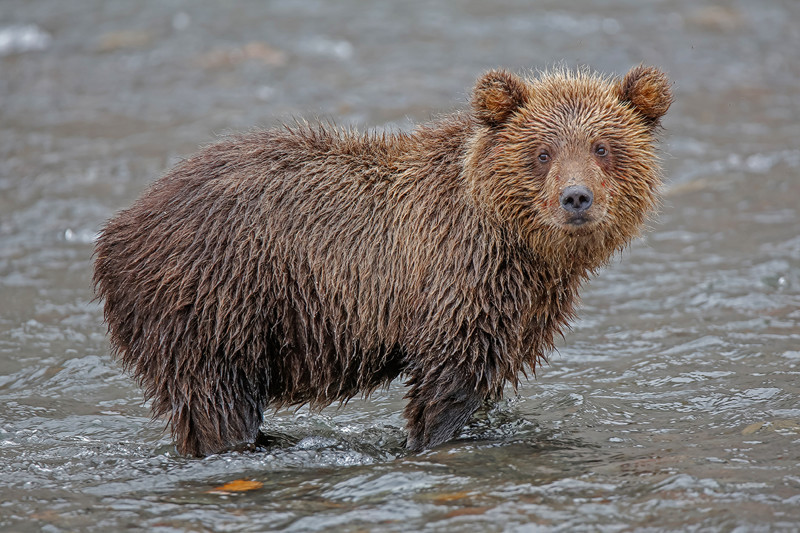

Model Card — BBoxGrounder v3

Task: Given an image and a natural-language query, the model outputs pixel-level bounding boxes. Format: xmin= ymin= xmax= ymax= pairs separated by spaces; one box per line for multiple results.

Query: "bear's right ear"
xmin=471 ymin=70 xmax=530 ymax=128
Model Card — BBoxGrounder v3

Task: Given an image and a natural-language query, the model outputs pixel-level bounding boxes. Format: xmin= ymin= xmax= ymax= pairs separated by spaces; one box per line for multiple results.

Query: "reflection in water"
xmin=1 ymin=0 xmax=799 ymax=531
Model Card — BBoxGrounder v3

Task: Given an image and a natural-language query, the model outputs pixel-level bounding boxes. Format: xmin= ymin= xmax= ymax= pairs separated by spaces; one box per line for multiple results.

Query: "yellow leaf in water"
xmin=207 ymin=479 xmax=264 ymax=494
xmin=742 ymin=422 xmax=765 ymax=435
xmin=769 ymin=420 xmax=800 ymax=433
xmin=432 ymin=491 xmax=472 ymax=503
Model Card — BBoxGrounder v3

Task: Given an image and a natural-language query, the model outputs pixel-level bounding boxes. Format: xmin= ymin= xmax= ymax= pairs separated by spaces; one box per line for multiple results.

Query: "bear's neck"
xmin=397 ymin=113 xmax=610 ymax=294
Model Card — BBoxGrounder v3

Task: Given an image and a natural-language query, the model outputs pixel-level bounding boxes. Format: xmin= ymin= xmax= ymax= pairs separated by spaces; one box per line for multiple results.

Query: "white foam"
xmin=0 ymin=25 xmax=51 ymax=56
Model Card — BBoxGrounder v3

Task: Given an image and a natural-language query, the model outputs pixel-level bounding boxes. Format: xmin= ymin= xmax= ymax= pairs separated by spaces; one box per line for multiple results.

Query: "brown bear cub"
xmin=94 ymin=65 xmax=672 ymax=456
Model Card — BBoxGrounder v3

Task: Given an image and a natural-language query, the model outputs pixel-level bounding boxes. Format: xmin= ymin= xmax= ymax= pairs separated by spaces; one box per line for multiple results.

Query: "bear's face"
xmin=466 ymin=66 xmax=672 ymax=261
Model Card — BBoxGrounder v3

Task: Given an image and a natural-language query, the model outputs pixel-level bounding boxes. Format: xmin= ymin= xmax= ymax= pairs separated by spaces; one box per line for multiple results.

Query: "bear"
xmin=93 ymin=65 xmax=672 ymax=457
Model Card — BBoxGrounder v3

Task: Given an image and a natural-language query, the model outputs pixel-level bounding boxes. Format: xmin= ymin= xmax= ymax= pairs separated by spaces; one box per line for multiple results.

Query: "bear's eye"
xmin=594 ymin=144 xmax=608 ymax=157
xmin=538 ymin=151 xmax=550 ymax=163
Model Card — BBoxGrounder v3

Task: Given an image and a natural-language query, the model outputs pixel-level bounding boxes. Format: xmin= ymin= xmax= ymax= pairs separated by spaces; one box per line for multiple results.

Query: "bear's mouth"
xmin=565 ymin=215 xmax=591 ymax=227
xmin=559 ymin=214 xmax=602 ymax=236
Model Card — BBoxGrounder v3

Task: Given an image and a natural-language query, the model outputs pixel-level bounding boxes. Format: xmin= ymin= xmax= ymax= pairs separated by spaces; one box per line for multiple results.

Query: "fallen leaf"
xmin=432 ymin=491 xmax=472 ymax=504
xmin=207 ymin=479 xmax=264 ymax=494
xmin=197 ymin=42 xmax=287 ymax=69
xmin=96 ymin=30 xmax=153 ymax=52
xmin=742 ymin=422 xmax=765 ymax=435
xmin=31 ymin=510 xmax=61 ymax=521
xmin=770 ymin=420 xmax=800 ymax=433
xmin=687 ymin=6 xmax=743 ymax=32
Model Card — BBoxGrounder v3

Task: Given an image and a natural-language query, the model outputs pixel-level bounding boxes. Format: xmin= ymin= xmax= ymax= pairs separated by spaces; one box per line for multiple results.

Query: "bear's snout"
xmin=559 ymin=185 xmax=594 ymax=216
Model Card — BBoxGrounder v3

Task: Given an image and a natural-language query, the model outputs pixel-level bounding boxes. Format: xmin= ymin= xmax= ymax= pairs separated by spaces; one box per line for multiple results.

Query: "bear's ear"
xmin=471 ymin=70 xmax=530 ymax=127
xmin=618 ymin=65 xmax=673 ymax=123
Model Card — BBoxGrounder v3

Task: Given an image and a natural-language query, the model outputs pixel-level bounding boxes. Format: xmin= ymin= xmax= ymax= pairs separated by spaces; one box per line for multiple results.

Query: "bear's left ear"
xmin=471 ymin=70 xmax=530 ymax=128
xmin=618 ymin=65 xmax=673 ymax=123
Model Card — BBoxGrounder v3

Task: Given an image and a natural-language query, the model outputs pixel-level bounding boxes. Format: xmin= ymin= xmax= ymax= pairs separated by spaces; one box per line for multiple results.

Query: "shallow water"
xmin=1 ymin=0 xmax=799 ymax=531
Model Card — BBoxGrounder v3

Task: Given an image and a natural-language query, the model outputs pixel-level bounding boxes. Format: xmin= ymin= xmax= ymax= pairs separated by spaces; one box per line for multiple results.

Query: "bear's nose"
xmin=559 ymin=185 xmax=594 ymax=214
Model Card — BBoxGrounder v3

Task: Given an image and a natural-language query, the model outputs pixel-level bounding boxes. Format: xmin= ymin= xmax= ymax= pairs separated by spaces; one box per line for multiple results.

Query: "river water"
xmin=1 ymin=1 xmax=799 ymax=531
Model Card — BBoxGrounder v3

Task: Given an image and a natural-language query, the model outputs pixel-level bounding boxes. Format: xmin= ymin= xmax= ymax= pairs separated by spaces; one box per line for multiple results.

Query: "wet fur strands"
xmin=94 ymin=65 xmax=672 ymax=456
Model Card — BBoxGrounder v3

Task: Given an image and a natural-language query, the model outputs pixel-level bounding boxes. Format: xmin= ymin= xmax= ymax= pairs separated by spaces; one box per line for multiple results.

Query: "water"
xmin=1 ymin=0 xmax=799 ymax=531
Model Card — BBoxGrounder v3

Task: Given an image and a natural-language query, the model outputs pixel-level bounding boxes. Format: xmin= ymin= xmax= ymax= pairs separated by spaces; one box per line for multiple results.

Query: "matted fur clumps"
xmin=94 ymin=65 xmax=672 ymax=456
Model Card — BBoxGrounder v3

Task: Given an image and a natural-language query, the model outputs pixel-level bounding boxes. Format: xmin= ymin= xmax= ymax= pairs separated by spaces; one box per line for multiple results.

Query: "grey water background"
xmin=1 ymin=0 xmax=799 ymax=531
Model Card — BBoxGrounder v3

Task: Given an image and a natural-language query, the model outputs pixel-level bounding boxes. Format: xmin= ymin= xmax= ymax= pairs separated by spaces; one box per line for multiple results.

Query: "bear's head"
xmin=465 ymin=65 xmax=672 ymax=267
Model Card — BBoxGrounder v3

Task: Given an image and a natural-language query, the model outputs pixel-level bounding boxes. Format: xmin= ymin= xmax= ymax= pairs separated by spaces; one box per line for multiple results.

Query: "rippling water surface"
xmin=1 ymin=1 xmax=799 ymax=531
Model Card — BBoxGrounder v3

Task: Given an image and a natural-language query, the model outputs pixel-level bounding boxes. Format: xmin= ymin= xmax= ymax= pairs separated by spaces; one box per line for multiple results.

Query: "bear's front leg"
xmin=403 ymin=369 xmax=484 ymax=451
xmin=155 ymin=366 xmax=266 ymax=457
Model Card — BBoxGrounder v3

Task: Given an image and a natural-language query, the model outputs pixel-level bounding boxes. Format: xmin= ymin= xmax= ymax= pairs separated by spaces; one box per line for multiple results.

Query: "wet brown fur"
xmin=93 ymin=65 xmax=672 ymax=456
